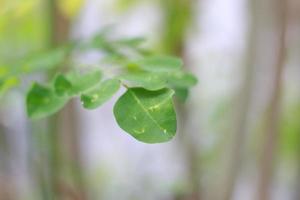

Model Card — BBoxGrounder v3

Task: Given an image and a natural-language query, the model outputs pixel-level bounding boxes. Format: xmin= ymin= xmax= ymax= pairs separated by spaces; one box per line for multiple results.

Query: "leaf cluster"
xmin=6 ymin=29 xmax=198 ymax=143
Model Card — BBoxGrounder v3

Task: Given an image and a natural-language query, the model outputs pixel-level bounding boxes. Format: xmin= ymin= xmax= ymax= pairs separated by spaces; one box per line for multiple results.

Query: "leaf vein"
xmin=128 ymin=90 xmax=171 ymax=136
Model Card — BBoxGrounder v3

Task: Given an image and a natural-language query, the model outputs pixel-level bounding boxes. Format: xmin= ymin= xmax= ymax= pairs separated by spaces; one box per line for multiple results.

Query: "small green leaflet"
xmin=115 ymin=37 xmax=145 ymax=47
xmin=113 ymin=88 xmax=177 ymax=143
xmin=135 ymin=55 xmax=183 ymax=72
xmin=174 ymin=88 xmax=189 ymax=102
xmin=54 ymin=70 xmax=102 ymax=96
xmin=89 ymin=32 xmax=124 ymax=58
xmin=54 ymin=74 xmax=72 ymax=96
xmin=165 ymin=71 xmax=198 ymax=88
xmin=68 ymin=70 xmax=102 ymax=95
xmin=27 ymin=83 xmax=68 ymax=119
xmin=119 ymin=72 xmax=167 ymax=91
xmin=81 ymin=78 xmax=120 ymax=109
xmin=22 ymin=48 xmax=67 ymax=73
xmin=0 ymin=48 xmax=69 ymax=97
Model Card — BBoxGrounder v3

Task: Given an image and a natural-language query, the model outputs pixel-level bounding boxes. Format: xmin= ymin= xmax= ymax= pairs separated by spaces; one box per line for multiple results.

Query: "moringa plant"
xmin=0 ymin=29 xmax=197 ymax=143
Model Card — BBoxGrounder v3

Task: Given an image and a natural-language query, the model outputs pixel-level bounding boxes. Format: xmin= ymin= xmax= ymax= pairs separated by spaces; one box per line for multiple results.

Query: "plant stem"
xmin=0 ymin=121 xmax=16 ymax=200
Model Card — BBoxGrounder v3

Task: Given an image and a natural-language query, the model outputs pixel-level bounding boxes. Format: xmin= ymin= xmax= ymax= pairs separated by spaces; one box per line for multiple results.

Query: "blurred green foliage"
xmin=115 ymin=0 xmax=194 ymax=54
xmin=280 ymin=102 xmax=300 ymax=159
xmin=0 ymin=0 xmax=47 ymax=61
xmin=160 ymin=0 xmax=194 ymax=54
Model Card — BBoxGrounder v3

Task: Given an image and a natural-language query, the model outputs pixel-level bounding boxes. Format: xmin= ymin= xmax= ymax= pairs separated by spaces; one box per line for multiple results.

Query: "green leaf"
xmin=89 ymin=32 xmax=124 ymax=58
xmin=69 ymin=70 xmax=102 ymax=95
xmin=119 ymin=72 xmax=167 ymax=91
xmin=22 ymin=48 xmax=67 ymax=73
xmin=54 ymin=74 xmax=72 ymax=96
xmin=165 ymin=71 xmax=197 ymax=88
xmin=135 ymin=55 xmax=183 ymax=72
xmin=81 ymin=78 xmax=120 ymax=109
xmin=27 ymin=83 xmax=68 ymax=119
xmin=65 ymin=70 xmax=102 ymax=96
xmin=113 ymin=88 xmax=177 ymax=143
xmin=174 ymin=88 xmax=189 ymax=102
xmin=0 ymin=76 xmax=20 ymax=96
xmin=115 ymin=37 xmax=145 ymax=46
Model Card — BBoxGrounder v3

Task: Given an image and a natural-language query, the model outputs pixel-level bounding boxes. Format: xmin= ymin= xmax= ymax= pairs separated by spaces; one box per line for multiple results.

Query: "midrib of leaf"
xmin=128 ymin=90 xmax=172 ymax=137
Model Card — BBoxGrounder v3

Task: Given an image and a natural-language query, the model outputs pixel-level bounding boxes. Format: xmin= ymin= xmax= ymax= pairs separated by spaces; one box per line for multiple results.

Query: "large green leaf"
xmin=81 ymin=78 xmax=120 ymax=109
xmin=27 ymin=83 xmax=68 ymax=119
xmin=113 ymin=88 xmax=177 ymax=143
xmin=135 ymin=55 xmax=183 ymax=72
xmin=119 ymin=72 xmax=167 ymax=91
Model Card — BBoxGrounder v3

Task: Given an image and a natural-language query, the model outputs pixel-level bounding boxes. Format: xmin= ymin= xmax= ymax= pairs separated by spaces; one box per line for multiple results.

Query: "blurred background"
xmin=0 ymin=0 xmax=300 ymax=199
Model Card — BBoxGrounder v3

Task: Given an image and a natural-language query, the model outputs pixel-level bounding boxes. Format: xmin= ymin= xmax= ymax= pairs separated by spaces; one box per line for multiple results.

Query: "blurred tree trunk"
xmin=256 ymin=0 xmax=287 ymax=199
xmin=45 ymin=0 xmax=69 ymax=199
xmin=45 ymin=0 xmax=87 ymax=199
xmin=0 ymin=123 xmax=16 ymax=200
xmin=220 ymin=0 xmax=259 ymax=199
xmin=160 ymin=1 xmax=202 ymax=200
xmin=57 ymin=102 xmax=88 ymax=200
